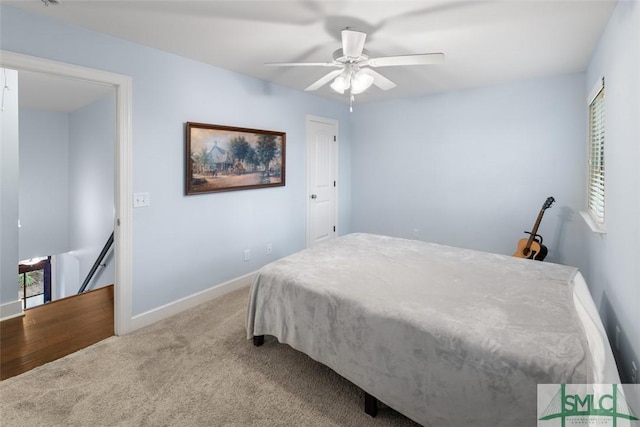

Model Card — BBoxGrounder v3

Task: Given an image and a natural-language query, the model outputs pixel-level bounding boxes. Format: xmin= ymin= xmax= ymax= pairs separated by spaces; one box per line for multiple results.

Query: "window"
xmin=584 ymin=77 xmax=605 ymax=232
xmin=18 ymin=256 xmax=52 ymax=309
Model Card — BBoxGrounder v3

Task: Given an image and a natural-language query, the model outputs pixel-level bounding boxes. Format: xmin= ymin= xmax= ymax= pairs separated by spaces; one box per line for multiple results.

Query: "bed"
xmin=246 ymin=233 xmax=619 ymax=426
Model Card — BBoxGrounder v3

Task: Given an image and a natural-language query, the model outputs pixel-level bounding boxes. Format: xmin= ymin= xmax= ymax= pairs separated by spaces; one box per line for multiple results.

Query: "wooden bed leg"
xmin=253 ymin=335 xmax=264 ymax=347
xmin=364 ymin=392 xmax=378 ymax=417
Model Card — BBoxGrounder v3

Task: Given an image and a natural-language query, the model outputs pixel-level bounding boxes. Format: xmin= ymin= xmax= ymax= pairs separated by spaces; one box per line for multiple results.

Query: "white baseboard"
xmin=129 ymin=271 xmax=256 ymax=332
xmin=0 ymin=300 xmax=24 ymax=321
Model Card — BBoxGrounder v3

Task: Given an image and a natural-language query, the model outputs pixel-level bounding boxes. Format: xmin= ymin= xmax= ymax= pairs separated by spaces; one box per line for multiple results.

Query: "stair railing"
xmin=78 ymin=231 xmax=114 ymax=294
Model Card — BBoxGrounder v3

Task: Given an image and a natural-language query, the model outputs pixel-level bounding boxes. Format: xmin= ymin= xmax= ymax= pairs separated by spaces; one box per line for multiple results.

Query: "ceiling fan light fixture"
xmin=350 ymin=70 xmax=374 ymax=94
xmin=265 ymin=27 xmax=443 ymax=105
xmin=329 ymin=77 xmax=346 ymax=94
xmin=330 ymin=72 xmax=351 ymax=94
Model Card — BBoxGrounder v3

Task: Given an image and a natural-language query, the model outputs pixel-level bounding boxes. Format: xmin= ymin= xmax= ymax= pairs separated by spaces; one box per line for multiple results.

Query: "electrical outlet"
xmin=133 ymin=192 xmax=150 ymax=208
xmin=243 ymin=249 xmax=250 ymax=262
xmin=632 ymin=361 xmax=638 ymax=384
xmin=615 ymin=325 xmax=621 ymax=350
xmin=266 ymin=243 xmax=272 ymax=255
xmin=413 ymin=229 xmax=419 ymax=238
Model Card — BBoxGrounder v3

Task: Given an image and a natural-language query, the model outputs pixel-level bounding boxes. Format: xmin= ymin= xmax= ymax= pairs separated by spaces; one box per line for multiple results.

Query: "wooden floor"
xmin=0 ymin=285 xmax=114 ymax=381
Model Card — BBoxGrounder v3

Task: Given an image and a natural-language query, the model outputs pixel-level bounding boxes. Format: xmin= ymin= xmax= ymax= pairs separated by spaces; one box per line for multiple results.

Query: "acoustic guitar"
xmin=513 ymin=196 xmax=555 ymax=261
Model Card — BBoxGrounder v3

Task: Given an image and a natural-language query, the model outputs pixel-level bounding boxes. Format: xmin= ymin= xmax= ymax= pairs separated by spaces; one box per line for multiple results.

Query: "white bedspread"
xmin=246 ymin=233 xmax=605 ymax=426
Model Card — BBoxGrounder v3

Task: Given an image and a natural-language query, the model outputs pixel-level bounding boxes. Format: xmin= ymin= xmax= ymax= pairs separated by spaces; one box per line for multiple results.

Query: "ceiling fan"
xmin=266 ymin=28 xmax=444 ymax=110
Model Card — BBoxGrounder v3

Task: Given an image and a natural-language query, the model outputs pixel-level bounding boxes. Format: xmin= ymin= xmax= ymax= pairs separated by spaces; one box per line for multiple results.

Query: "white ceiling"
xmin=8 ymin=0 xmax=616 ymax=106
xmin=18 ymin=70 xmax=113 ymax=112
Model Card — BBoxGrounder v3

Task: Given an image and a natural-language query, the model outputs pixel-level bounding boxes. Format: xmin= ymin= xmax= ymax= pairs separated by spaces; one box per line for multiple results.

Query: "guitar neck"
xmin=526 ymin=209 xmax=545 ymax=248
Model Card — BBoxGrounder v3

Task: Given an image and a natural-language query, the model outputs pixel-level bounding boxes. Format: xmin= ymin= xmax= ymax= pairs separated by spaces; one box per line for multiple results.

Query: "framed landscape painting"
xmin=185 ymin=122 xmax=286 ymax=195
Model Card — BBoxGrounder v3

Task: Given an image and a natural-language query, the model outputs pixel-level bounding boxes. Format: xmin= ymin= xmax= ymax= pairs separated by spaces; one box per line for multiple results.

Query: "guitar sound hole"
xmin=523 ymin=248 xmax=530 ymax=256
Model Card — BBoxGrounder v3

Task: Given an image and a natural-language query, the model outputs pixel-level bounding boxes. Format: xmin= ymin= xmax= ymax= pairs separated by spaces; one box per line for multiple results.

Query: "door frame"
xmin=0 ymin=50 xmax=133 ymax=335
xmin=305 ymin=114 xmax=339 ymax=248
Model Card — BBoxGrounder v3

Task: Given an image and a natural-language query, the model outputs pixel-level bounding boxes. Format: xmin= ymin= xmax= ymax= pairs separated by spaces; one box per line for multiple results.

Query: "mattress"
xmin=247 ymin=233 xmax=619 ymax=426
xmin=572 ymin=272 xmax=620 ymax=384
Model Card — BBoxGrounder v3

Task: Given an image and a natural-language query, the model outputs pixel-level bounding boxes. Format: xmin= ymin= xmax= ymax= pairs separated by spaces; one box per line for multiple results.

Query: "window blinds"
xmin=588 ymin=83 xmax=605 ymax=224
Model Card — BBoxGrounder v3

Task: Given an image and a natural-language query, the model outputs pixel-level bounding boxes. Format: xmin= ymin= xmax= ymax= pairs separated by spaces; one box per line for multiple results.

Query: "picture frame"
xmin=185 ymin=122 xmax=286 ymax=195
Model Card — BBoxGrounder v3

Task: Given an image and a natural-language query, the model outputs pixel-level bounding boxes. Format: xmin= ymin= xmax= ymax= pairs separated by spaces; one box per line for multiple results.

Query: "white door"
xmin=307 ymin=116 xmax=338 ymax=247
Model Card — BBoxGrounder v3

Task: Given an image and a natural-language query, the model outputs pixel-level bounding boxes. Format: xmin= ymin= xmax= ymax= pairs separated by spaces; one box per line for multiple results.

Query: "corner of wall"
xmin=129 ymin=271 xmax=255 ymax=333
xmin=0 ymin=299 xmax=23 ymax=321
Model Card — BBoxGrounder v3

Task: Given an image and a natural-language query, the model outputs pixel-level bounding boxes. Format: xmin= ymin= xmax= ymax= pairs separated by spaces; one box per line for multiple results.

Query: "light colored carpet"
xmin=0 ymin=287 xmax=419 ymax=426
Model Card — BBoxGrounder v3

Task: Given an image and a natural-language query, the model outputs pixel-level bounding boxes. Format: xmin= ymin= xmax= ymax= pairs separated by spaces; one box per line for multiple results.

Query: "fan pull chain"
xmin=350 ymin=94 xmax=354 ymax=112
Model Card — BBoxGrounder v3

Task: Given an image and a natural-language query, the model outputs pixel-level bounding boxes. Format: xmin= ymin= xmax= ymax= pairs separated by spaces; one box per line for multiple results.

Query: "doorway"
xmin=306 ymin=115 xmax=338 ymax=247
xmin=0 ymin=51 xmax=133 ymax=335
xmin=17 ymin=69 xmax=115 ymax=306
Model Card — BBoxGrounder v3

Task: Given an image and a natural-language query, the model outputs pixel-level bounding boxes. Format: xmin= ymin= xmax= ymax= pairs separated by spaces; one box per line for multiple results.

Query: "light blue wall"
xmin=350 ymin=73 xmax=588 ymax=269
xmin=0 ymin=68 xmax=19 ymax=312
xmin=0 ymin=5 xmax=352 ymax=315
xmin=18 ymin=108 xmax=70 ymax=261
xmin=585 ymin=0 xmax=640 ymax=383
xmin=68 ymin=93 xmax=116 ymax=292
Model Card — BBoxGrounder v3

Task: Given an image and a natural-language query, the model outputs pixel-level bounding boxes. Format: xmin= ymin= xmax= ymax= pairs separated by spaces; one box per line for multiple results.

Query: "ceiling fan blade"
xmin=265 ymin=61 xmax=337 ymax=67
xmin=367 ymin=53 xmax=445 ymax=67
xmin=342 ymin=29 xmax=367 ymax=58
xmin=359 ymin=68 xmax=397 ymax=91
xmin=305 ymin=69 xmax=344 ymax=91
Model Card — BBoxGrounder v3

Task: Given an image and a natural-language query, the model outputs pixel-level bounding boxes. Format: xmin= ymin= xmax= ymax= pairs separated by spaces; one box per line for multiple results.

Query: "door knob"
xmin=310 ymin=194 xmax=317 ymax=199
